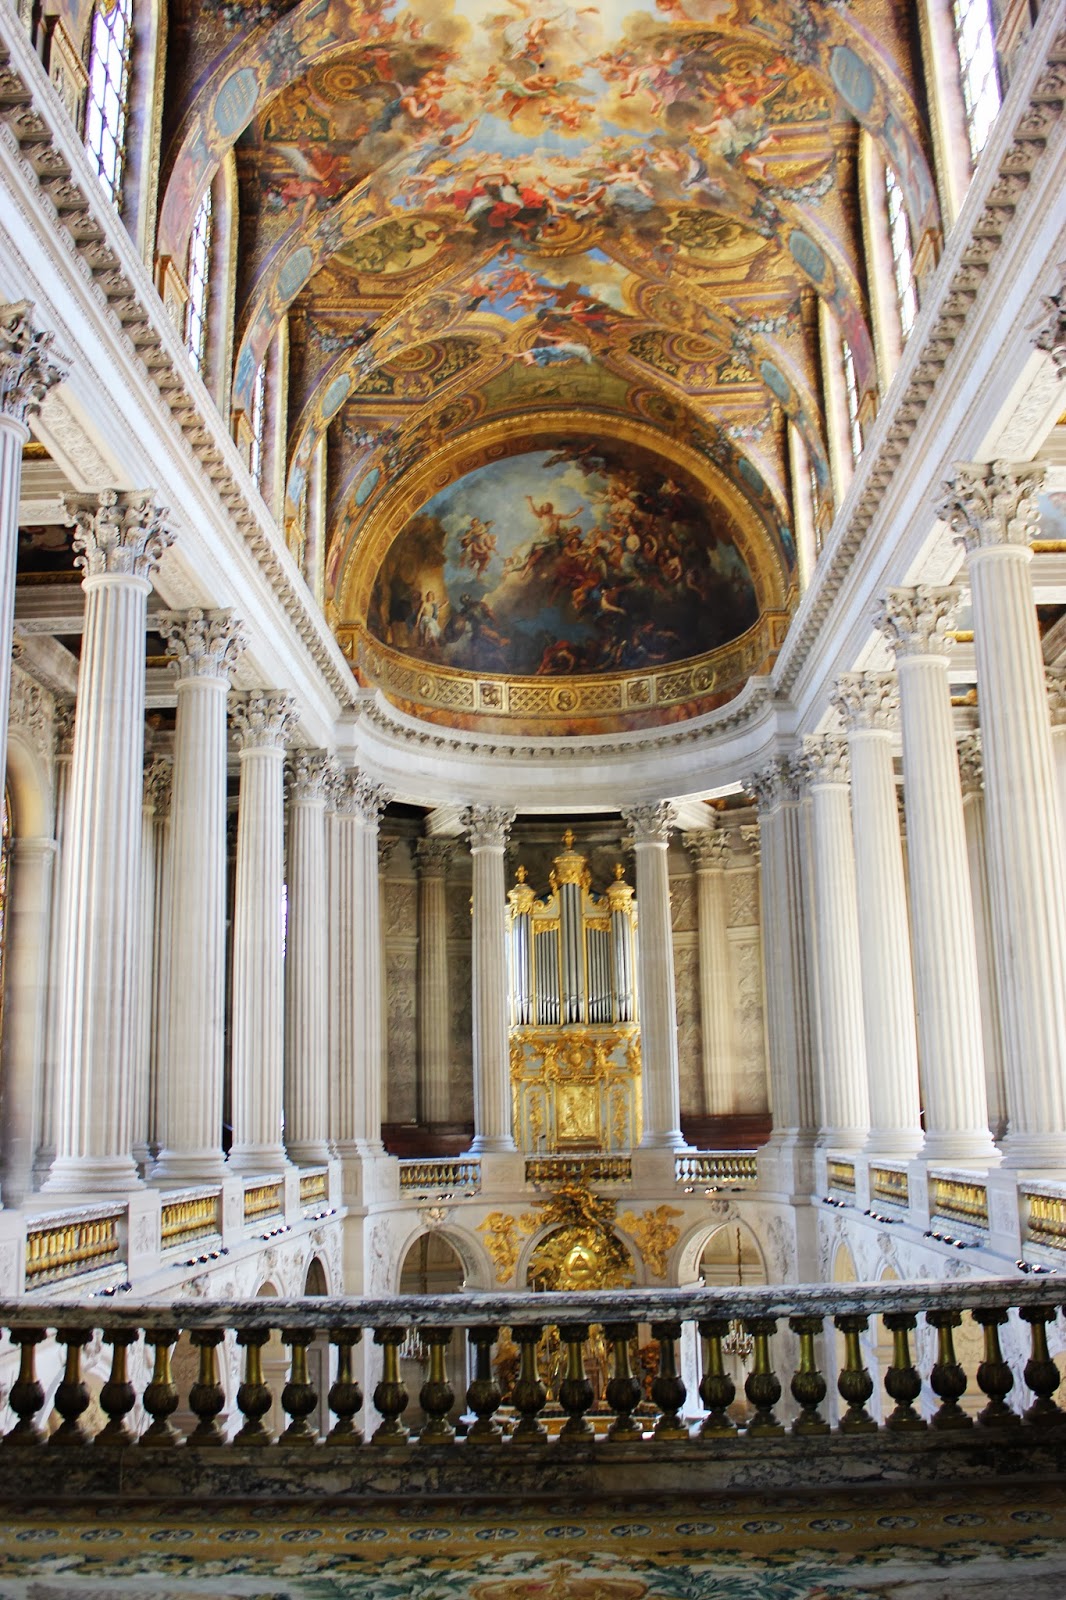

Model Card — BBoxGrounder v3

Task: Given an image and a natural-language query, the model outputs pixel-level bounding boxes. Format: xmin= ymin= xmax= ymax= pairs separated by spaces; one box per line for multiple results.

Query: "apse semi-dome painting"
xmin=367 ymin=447 xmax=759 ymax=678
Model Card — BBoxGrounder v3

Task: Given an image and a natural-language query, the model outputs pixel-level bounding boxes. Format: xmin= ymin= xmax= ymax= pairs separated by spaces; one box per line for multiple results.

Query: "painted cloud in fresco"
xmin=368 ymin=444 xmax=758 ymax=676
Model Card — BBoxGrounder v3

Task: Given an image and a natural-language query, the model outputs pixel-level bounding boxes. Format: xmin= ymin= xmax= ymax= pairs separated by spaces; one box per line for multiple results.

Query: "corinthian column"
xmin=957 ymin=734 xmax=1008 ymax=1142
xmin=832 ymin=674 xmax=922 ymax=1158
xmin=132 ymin=753 xmax=171 ymax=1172
xmin=44 ymin=492 xmax=174 ymax=1193
xmin=1047 ymin=668 xmax=1066 ymax=850
xmin=622 ymin=802 xmax=685 ymax=1150
xmin=153 ymin=610 xmax=245 ymax=1183
xmin=877 ymin=587 xmax=996 ymax=1163
xmin=333 ymin=770 xmax=388 ymax=1155
xmin=285 ymin=751 xmax=332 ymax=1166
xmin=0 ymin=305 xmax=66 ymax=801
xmin=228 ymin=693 xmax=298 ymax=1174
xmin=462 ymin=806 xmax=517 ymax=1154
xmin=683 ymin=829 xmax=735 ymax=1117
xmin=416 ymin=837 xmax=455 ymax=1126
xmin=938 ymin=463 xmax=1066 ymax=1166
xmin=801 ymin=736 xmax=869 ymax=1152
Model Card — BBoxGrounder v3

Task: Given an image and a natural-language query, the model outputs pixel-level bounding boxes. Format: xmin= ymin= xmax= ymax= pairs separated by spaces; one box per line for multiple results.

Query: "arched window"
xmin=84 ymin=0 xmax=133 ymax=206
xmin=953 ymin=0 xmax=1001 ymax=161
xmin=249 ymin=359 xmax=266 ymax=490
xmin=885 ymin=165 xmax=918 ymax=342
xmin=841 ymin=340 xmax=863 ymax=466
xmin=185 ymin=186 xmax=213 ymax=374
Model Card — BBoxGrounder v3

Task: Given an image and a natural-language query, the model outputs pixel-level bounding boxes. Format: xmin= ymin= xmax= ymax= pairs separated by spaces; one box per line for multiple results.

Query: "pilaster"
xmin=622 ymin=802 xmax=686 ymax=1152
xmin=462 ymin=805 xmax=517 ymax=1155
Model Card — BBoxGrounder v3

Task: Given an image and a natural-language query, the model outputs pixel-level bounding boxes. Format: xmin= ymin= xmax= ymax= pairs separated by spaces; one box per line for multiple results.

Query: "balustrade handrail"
xmin=3 ymin=1275 xmax=1059 ymax=1329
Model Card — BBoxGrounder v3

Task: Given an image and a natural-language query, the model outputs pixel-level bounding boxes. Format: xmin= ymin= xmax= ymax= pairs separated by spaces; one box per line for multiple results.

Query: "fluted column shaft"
xmin=334 ymin=772 xmax=387 ymax=1154
xmin=416 ymin=838 xmax=454 ymax=1125
xmin=35 ymin=703 xmax=74 ymax=1186
xmin=285 ymin=753 xmax=332 ymax=1165
xmin=834 ymin=676 xmax=922 ymax=1157
xmin=463 ymin=806 xmax=516 ymax=1154
xmin=132 ymin=756 xmax=169 ymax=1170
xmin=153 ymin=611 xmax=245 ymax=1183
xmin=1048 ymin=670 xmax=1066 ymax=862
xmin=879 ymin=587 xmax=995 ymax=1162
xmin=1 ymin=837 xmax=55 ymax=1202
xmin=940 ymin=463 xmax=1066 ymax=1164
xmin=685 ymin=831 xmax=735 ymax=1116
xmin=624 ymin=803 xmax=685 ymax=1150
xmin=803 ymin=738 xmax=869 ymax=1152
xmin=228 ymin=694 xmax=296 ymax=1173
xmin=46 ymin=493 xmax=173 ymax=1193
xmin=958 ymin=736 xmax=1008 ymax=1142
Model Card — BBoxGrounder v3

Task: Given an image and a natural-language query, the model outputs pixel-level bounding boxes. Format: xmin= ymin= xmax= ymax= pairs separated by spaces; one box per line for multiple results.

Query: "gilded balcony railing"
xmin=527 ymin=1155 xmax=632 ymax=1187
xmin=398 ymin=1159 xmax=482 ymax=1195
xmin=242 ymin=1182 xmax=284 ymax=1224
xmin=160 ymin=1191 xmax=221 ymax=1253
xmin=23 ymin=1209 xmax=123 ymax=1286
xmin=675 ymin=1152 xmax=757 ymax=1187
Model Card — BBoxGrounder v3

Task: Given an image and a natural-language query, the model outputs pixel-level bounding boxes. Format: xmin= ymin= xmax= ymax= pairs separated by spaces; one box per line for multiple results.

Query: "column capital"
xmin=802 ymin=734 xmax=850 ymax=786
xmin=683 ymin=828 xmax=729 ymax=870
xmin=66 ymin=490 xmax=174 ymax=581
xmin=461 ymin=804 xmax=515 ymax=849
xmin=1046 ymin=666 xmax=1066 ymax=728
xmin=378 ymin=836 xmax=399 ymax=873
xmin=832 ymin=671 xmax=898 ymax=732
xmin=164 ymin=608 xmax=246 ymax=683
xmin=53 ymin=697 xmax=76 ymax=758
xmin=415 ymin=836 xmax=456 ymax=875
xmin=622 ymin=801 xmax=676 ymax=845
xmin=335 ymin=767 xmax=388 ymax=825
xmin=876 ymin=585 xmax=960 ymax=659
xmin=229 ymin=691 xmax=298 ymax=752
xmin=744 ymin=755 xmax=804 ymax=813
xmin=935 ymin=460 xmax=1045 ymax=552
xmin=286 ymin=749 xmax=333 ymax=804
xmin=739 ymin=822 xmax=761 ymax=863
xmin=0 ymin=301 xmax=68 ymax=427
xmin=957 ymin=732 xmax=984 ymax=797
xmin=143 ymin=754 xmax=173 ymax=816
xmin=1033 ymin=282 xmax=1066 ymax=380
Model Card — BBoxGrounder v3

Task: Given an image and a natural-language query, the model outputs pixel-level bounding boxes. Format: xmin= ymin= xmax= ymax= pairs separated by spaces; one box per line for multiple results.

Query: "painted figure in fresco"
xmin=517 ymin=334 xmax=594 ymax=367
xmin=415 ymin=589 xmax=443 ymax=649
xmin=458 ymin=516 xmax=498 ymax=578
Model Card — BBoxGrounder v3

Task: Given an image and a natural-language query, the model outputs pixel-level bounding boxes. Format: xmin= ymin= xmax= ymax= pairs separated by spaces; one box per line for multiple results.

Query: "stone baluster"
xmin=877 ymin=587 xmax=996 ymax=1163
xmin=285 ymin=751 xmax=333 ymax=1165
xmin=44 ymin=492 xmax=174 ymax=1194
xmin=939 ymin=463 xmax=1066 ymax=1165
xmin=333 ymin=770 xmax=389 ymax=1156
xmin=228 ymin=693 xmax=298 ymax=1173
xmin=683 ymin=829 xmax=736 ymax=1118
xmin=832 ymin=674 xmax=922 ymax=1158
xmin=622 ymin=802 xmax=685 ymax=1150
xmin=957 ymin=734 xmax=1008 ymax=1142
xmin=801 ymin=736 xmax=869 ymax=1152
xmin=153 ymin=611 xmax=245 ymax=1183
xmin=0 ymin=304 xmax=67 ymax=801
xmin=416 ymin=837 xmax=455 ymax=1126
xmin=461 ymin=805 xmax=517 ymax=1154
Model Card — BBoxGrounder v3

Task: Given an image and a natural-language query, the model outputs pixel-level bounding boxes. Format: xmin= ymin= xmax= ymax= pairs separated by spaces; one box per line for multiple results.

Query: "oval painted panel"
xmin=354 ymin=466 xmax=380 ymax=507
xmin=830 ymin=45 xmax=876 ymax=119
xmin=322 ymin=373 xmax=352 ymax=419
xmin=368 ymin=446 xmax=758 ymax=677
xmin=759 ymin=360 xmax=791 ymax=406
xmin=788 ymin=230 xmax=826 ymax=284
xmin=277 ymin=246 xmax=314 ymax=303
xmin=213 ymin=68 xmax=259 ymax=139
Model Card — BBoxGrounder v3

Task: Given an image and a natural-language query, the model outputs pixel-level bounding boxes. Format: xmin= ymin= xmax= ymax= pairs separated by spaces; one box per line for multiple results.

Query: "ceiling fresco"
xmin=160 ymin=0 xmax=937 ymax=732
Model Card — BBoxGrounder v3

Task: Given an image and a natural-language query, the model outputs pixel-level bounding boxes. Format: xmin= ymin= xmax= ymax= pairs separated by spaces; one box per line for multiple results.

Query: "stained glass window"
xmin=84 ymin=0 xmax=132 ymax=207
xmin=953 ymin=0 xmax=1001 ymax=161
xmin=185 ymin=187 xmax=213 ymax=374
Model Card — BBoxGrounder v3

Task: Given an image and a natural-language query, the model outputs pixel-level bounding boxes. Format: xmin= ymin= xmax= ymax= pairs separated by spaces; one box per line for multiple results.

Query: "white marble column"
xmin=957 ymin=733 xmax=1008 ymax=1142
xmin=746 ymin=759 xmax=819 ymax=1180
xmin=35 ymin=700 xmax=74 ymax=1187
xmin=285 ymin=751 xmax=332 ymax=1166
xmin=0 ymin=305 xmax=66 ymax=803
xmin=333 ymin=769 xmax=388 ymax=1155
xmin=132 ymin=753 xmax=170 ymax=1172
xmin=622 ymin=802 xmax=686 ymax=1150
xmin=939 ymin=463 xmax=1066 ymax=1166
xmin=878 ymin=586 xmax=996 ymax=1163
xmin=462 ymin=805 xmax=517 ymax=1154
xmin=228 ymin=693 xmax=297 ymax=1174
xmin=802 ymin=736 xmax=869 ymax=1152
xmin=44 ymin=492 xmax=174 ymax=1194
xmin=153 ymin=610 xmax=246 ymax=1184
xmin=0 ymin=836 xmax=55 ymax=1202
xmin=683 ymin=829 xmax=735 ymax=1117
xmin=833 ymin=674 xmax=922 ymax=1158
xmin=416 ymin=837 xmax=455 ymax=1125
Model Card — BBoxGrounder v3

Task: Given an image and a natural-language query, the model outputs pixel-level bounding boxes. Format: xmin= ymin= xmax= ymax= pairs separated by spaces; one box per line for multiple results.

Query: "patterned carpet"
xmin=0 ymin=1488 xmax=1065 ymax=1599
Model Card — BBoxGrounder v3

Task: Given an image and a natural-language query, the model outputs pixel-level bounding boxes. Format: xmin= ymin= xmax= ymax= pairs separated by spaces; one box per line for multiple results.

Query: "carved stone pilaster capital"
xmin=53 ymin=697 xmax=76 ymax=757
xmin=935 ymin=460 xmax=1045 ymax=552
xmin=143 ymin=754 xmax=173 ymax=816
xmin=164 ymin=608 xmax=246 ymax=683
xmin=683 ymin=828 xmax=729 ymax=870
xmin=832 ymin=671 xmax=898 ymax=733
xmin=622 ymin=801 xmax=676 ymax=845
xmin=415 ymin=836 xmax=456 ymax=876
xmin=66 ymin=490 xmax=174 ymax=581
xmin=334 ymin=768 xmax=388 ymax=825
xmin=229 ymin=691 xmax=298 ymax=752
xmin=802 ymin=734 xmax=850 ymax=786
xmin=739 ymin=822 xmax=761 ymax=863
xmin=957 ymin=732 xmax=984 ymax=797
xmin=1046 ymin=666 xmax=1066 ymax=729
xmin=1032 ymin=282 xmax=1066 ymax=379
xmin=876 ymin=586 xmax=961 ymax=659
xmin=744 ymin=756 xmax=803 ymax=813
xmin=461 ymin=804 xmax=515 ymax=850
xmin=378 ymin=836 xmax=399 ymax=873
xmin=286 ymin=750 xmax=334 ymax=804
xmin=0 ymin=301 xmax=68 ymax=427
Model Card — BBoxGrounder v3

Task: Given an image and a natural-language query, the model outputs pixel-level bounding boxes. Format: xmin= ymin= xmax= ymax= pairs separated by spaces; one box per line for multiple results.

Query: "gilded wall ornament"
xmin=617 ymin=1205 xmax=684 ymax=1280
